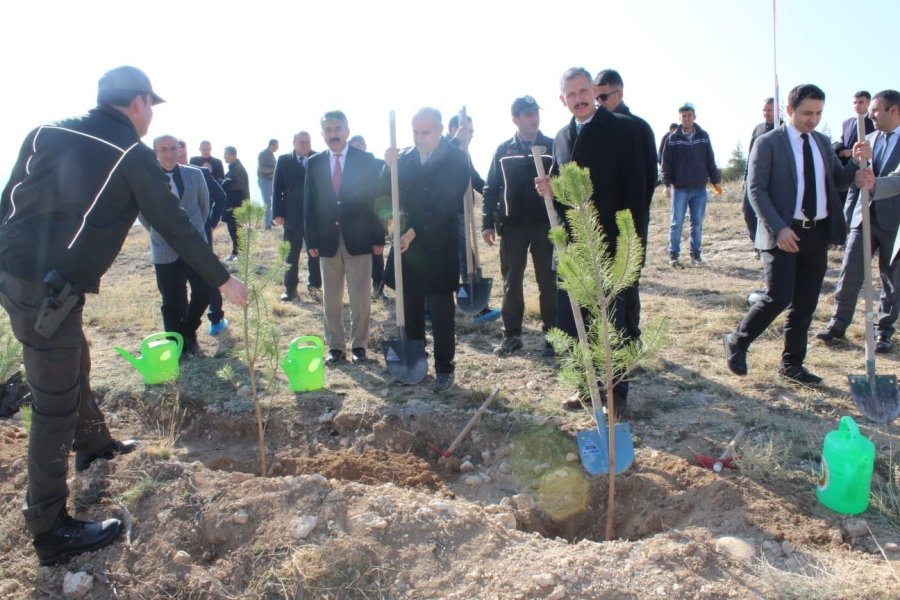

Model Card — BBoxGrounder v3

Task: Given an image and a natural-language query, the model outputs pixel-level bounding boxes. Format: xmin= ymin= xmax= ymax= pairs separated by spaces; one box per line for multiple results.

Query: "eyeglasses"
xmin=596 ymin=89 xmax=622 ymax=102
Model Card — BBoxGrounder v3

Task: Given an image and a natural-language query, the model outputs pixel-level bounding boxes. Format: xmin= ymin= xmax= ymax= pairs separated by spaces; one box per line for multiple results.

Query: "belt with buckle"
xmin=791 ymin=218 xmax=824 ymax=229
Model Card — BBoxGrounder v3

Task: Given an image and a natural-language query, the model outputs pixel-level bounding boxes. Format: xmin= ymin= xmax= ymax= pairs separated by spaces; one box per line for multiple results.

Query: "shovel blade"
xmin=576 ymin=416 xmax=634 ymax=476
xmin=456 ymin=276 xmax=493 ymax=314
xmin=383 ymin=334 xmax=427 ymax=385
xmin=848 ymin=373 xmax=900 ymax=424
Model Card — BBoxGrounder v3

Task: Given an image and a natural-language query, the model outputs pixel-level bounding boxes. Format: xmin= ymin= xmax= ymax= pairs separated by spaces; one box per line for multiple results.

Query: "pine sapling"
xmin=546 ymin=162 xmax=665 ymax=540
xmin=232 ymin=200 xmax=288 ymax=476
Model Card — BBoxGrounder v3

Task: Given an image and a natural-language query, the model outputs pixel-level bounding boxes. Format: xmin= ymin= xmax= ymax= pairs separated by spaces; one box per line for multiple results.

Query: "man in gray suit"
xmin=143 ymin=134 xmax=211 ymax=357
xmin=817 ymin=90 xmax=900 ymax=353
xmin=724 ymin=84 xmax=859 ymax=384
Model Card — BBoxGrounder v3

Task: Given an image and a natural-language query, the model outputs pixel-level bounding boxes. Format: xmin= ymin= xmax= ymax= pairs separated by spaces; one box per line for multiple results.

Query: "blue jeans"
xmin=258 ymin=177 xmax=274 ymax=230
xmin=668 ymin=186 xmax=707 ymax=258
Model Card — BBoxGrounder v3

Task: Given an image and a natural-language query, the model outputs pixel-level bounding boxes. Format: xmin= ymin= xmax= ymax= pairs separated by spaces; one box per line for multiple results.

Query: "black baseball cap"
xmin=511 ymin=95 xmax=541 ymax=116
xmin=98 ymin=66 xmax=165 ymax=105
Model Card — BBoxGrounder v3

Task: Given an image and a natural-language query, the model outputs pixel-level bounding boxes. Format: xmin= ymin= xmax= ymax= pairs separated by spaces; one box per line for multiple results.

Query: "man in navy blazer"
xmin=817 ymin=90 xmax=900 ymax=353
xmin=304 ymin=111 xmax=384 ymax=365
xmin=725 ymin=84 xmax=859 ymax=384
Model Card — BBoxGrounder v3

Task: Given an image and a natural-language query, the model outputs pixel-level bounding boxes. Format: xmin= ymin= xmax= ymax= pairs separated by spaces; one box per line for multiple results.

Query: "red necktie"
xmin=332 ymin=152 xmax=342 ymax=195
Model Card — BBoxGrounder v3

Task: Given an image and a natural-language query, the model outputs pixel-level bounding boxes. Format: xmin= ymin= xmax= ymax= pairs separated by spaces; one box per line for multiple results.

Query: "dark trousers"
xmin=623 ymin=218 xmax=650 ymax=341
xmin=154 ymin=259 xmax=210 ymax=343
xmin=457 ymin=214 xmax=473 ymax=281
xmin=0 ymin=272 xmax=112 ymax=534
xmin=742 ymin=191 xmax=758 ymax=243
xmin=734 ymin=221 xmax=830 ymax=366
xmin=403 ymin=290 xmax=455 ymax=374
xmin=205 ymin=228 xmax=224 ymax=324
xmin=222 ymin=207 xmax=239 ymax=256
xmin=284 ymin=231 xmax=322 ymax=292
xmin=557 ymin=287 xmax=629 ymax=403
xmin=830 ymin=220 xmax=900 ymax=338
xmin=499 ymin=222 xmax=557 ymax=336
xmin=372 ymin=252 xmax=384 ymax=289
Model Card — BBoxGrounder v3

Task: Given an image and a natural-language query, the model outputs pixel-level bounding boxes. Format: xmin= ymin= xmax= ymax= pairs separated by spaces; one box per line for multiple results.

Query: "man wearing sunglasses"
xmin=593 ymin=69 xmax=658 ymax=343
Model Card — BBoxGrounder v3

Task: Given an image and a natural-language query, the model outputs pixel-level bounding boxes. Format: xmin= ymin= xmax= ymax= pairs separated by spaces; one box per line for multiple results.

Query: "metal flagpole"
xmin=772 ymin=0 xmax=781 ymax=124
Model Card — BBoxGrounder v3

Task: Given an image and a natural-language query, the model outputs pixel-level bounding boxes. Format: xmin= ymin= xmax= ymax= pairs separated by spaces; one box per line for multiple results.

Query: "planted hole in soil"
xmin=508 ymin=426 xmax=753 ymax=542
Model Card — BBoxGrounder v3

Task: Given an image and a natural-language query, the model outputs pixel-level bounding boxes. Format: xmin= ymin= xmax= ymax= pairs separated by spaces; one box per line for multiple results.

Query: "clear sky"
xmin=2 ymin=0 xmax=897 ymax=203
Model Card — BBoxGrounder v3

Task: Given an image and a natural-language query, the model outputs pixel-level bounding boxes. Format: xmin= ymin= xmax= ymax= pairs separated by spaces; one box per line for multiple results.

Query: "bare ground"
xmin=0 ymin=183 xmax=897 ymax=599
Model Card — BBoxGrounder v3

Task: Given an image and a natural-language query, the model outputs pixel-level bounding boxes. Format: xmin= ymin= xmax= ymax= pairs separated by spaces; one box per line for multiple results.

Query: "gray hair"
xmin=559 ymin=67 xmax=593 ymax=93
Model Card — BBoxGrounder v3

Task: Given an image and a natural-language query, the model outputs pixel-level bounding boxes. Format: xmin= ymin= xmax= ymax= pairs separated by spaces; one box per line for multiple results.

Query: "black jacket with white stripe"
xmin=0 ymin=106 xmax=228 ymax=292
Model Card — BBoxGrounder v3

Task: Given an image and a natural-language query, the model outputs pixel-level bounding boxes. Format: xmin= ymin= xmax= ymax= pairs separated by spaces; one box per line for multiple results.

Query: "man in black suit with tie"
xmin=536 ymin=66 xmax=646 ymax=413
xmin=305 ymin=111 xmax=384 ymax=365
xmin=273 ymin=131 xmax=321 ymax=301
xmin=817 ymin=90 xmax=900 ymax=353
xmin=725 ymin=84 xmax=859 ymax=384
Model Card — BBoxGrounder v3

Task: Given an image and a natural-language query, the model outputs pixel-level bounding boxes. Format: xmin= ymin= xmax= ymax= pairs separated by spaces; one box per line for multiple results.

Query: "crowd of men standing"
xmin=1 ymin=63 xmax=897 ymax=567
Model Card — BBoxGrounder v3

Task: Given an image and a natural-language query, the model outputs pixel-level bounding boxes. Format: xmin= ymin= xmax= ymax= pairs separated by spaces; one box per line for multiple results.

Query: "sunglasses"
xmin=596 ymin=89 xmax=622 ymax=102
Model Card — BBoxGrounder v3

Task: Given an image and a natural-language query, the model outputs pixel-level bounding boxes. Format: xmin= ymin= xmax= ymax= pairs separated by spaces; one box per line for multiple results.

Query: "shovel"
xmin=455 ymin=106 xmax=493 ymax=314
xmin=382 ymin=111 xmax=427 ymax=385
xmin=847 ymin=114 xmax=900 ymax=424
xmin=531 ymin=147 xmax=635 ymax=477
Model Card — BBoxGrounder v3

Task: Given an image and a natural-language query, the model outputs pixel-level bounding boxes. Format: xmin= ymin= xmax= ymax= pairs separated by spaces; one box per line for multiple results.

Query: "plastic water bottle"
xmin=816 ymin=416 xmax=876 ymax=515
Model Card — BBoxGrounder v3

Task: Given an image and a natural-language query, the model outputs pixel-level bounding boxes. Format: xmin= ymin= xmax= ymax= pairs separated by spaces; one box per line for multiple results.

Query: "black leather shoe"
xmin=33 ymin=511 xmax=122 ymax=566
xmin=723 ymin=334 xmax=748 ymax=376
xmin=815 ymin=325 xmax=845 ymax=342
xmin=325 ymin=349 xmax=345 ymax=365
xmin=280 ymin=290 xmax=297 ymax=301
xmin=75 ymin=439 xmax=138 ymax=472
xmin=875 ymin=336 xmax=894 ymax=354
xmin=778 ymin=364 xmax=823 ymax=385
xmin=350 ymin=347 xmax=367 ymax=363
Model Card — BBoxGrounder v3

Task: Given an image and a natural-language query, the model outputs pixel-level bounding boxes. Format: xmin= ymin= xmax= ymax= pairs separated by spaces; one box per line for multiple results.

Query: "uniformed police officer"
xmin=0 ymin=66 xmax=247 ymax=566
xmin=482 ymin=96 xmax=558 ymax=356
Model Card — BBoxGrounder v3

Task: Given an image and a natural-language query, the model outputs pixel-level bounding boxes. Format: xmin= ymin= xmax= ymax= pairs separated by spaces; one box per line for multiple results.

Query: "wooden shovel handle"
xmin=857 ymin=114 xmax=876 ymax=365
xmin=444 ymin=387 xmax=500 ymax=457
xmin=389 ymin=111 xmax=405 ymax=328
xmin=530 ymin=146 xmax=603 ymax=416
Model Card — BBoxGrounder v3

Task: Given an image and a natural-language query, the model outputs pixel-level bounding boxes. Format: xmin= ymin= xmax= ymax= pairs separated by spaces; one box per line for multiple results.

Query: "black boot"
xmin=75 ymin=439 xmax=138 ymax=472
xmin=33 ymin=511 xmax=122 ymax=566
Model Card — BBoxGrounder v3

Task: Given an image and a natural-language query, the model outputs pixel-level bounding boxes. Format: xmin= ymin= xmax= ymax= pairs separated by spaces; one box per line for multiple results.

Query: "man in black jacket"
xmin=593 ymin=69 xmax=658 ymax=342
xmin=537 ymin=67 xmax=646 ymax=413
xmin=482 ymin=96 xmax=557 ymax=356
xmin=0 ymin=66 xmax=247 ymax=565
xmin=384 ymin=107 xmax=471 ymax=392
xmin=273 ymin=131 xmax=321 ymax=300
xmin=189 ymin=140 xmax=226 ymax=181
xmin=222 ymin=146 xmax=249 ymax=261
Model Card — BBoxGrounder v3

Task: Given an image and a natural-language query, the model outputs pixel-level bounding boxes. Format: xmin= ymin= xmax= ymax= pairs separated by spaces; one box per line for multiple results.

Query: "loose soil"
xmin=0 ymin=185 xmax=897 ymax=599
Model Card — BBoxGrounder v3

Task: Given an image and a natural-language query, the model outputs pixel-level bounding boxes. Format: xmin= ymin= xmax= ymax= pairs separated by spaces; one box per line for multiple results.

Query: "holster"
xmin=33 ymin=271 xmax=79 ymax=339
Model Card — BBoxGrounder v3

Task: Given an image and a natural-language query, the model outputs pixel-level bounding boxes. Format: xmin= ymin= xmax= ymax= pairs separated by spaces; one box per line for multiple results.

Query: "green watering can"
xmin=114 ymin=332 xmax=183 ymax=384
xmin=281 ymin=336 xmax=325 ymax=392
xmin=816 ymin=416 xmax=876 ymax=515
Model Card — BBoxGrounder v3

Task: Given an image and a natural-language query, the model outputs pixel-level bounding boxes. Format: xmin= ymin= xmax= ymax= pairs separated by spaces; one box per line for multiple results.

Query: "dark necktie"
xmin=800 ymin=133 xmax=817 ymax=220
xmin=332 ymin=153 xmax=342 ymax=195
xmin=875 ymin=132 xmax=893 ymax=174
